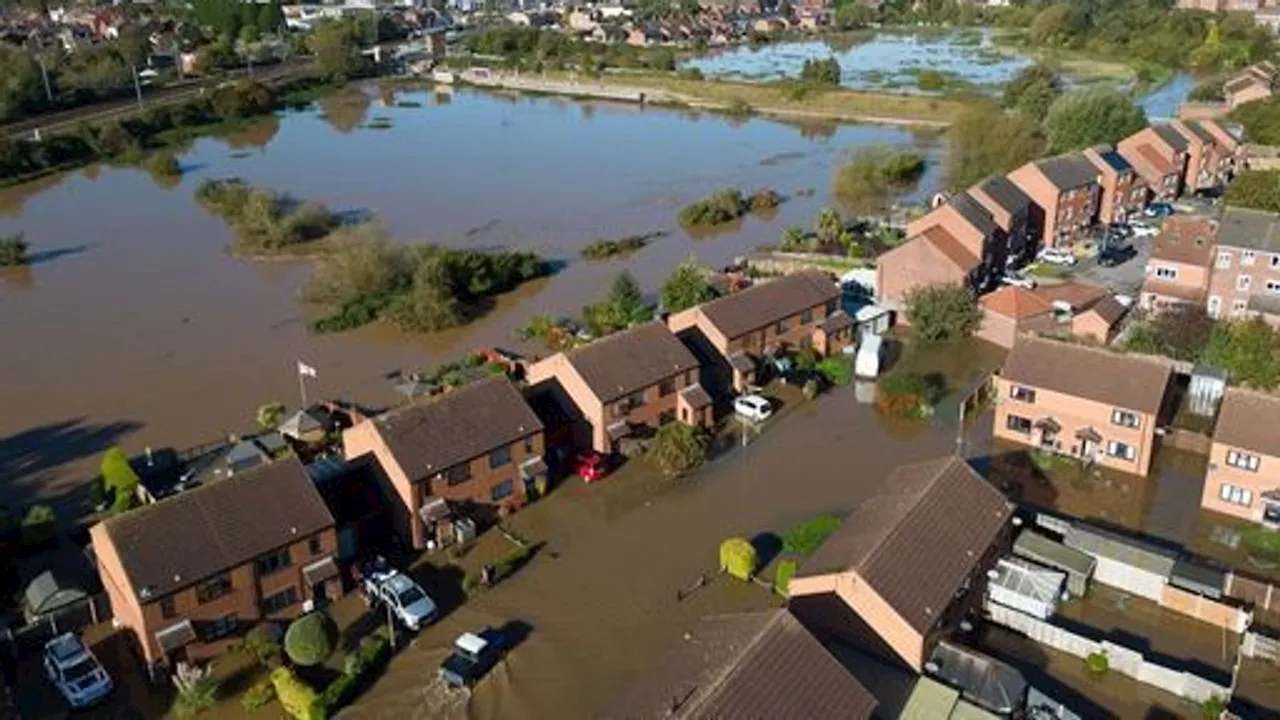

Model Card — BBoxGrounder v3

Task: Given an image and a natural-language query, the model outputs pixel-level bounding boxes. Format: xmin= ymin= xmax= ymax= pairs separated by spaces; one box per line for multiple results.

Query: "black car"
xmin=1098 ymin=243 xmax=1136 ymax=267
xmin=439 ymin=629 xmax=507 ymax=689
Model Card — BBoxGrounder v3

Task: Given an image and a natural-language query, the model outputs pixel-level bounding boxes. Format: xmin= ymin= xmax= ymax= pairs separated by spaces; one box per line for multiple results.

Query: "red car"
xmin=575 ymin=451 xmax=610 ymax=483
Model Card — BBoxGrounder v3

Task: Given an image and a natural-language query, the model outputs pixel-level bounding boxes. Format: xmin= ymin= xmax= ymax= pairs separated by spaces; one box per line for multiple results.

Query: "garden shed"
xmin=1064 ymin=524 xmax=1177 ymax=601
xmin=986 ymin=557 xmax=1067 ymax=620
xmin=1013 ymin=529 xmax=1095 ymax=597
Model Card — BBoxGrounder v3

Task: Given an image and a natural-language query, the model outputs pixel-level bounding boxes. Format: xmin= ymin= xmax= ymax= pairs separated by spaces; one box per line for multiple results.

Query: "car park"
xmin=574 ymin=451 xmax=610 ymax=483
xmin=1037 ymin=247 xmax=1077 ymax=266
xmin=43 ymin=634 xmax=112 ymax=709
xmin=1098 ymin=243 xmax=1136 ymax=267
xmin=439 ymin=629 xmax=507 ymax=689
xmin=360 ymin=558 xmax=438 ymax=631
xmin=733 ymin=394 xmax=773 ymax=423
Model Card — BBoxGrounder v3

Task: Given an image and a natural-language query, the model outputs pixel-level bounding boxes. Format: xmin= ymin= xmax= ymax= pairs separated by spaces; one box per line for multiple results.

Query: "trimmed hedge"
xmin=316 ymin=628 xmax=392 ymax=717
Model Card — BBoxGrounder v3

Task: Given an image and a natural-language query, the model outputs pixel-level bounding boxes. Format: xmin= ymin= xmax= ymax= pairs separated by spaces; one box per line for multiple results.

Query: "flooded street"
xmin=0 ymin=85 xmax=943 ymax=502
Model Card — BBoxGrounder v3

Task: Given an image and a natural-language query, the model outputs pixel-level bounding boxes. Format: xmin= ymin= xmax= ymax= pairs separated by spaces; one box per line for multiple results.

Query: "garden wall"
xmin=1226 ymin=572 xmax=1280 ymax=613
xmin=1242 ymin=628 xmax=1280 ymax=663
xmin=1159 ymin=585 xmax=1251 ymax=632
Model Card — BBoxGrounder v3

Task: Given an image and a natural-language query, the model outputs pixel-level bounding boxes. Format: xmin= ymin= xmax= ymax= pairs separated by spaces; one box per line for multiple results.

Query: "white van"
xmin=855 ymin=335 xmax=884 ymax=379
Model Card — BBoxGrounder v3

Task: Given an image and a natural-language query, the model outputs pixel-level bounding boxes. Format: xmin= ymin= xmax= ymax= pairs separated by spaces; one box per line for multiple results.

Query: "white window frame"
xmin=1271 ymin=254 xmax=1280 ymax=269
xmin=1239 ymin=275 xmax=1253 ymax=291
xmin=1106 ymin=441 xmax=1137 ymax=461
xmin=1244 ymin=250 xmax=1257 ymax=266
xmin=1234 ymin=299 xmax=1248 ymax=315
xmin=1111 ymin=409 xmax=1140 ymax=429
xmin=1220 ymin=483 xmax=1254 ymax=507
xmin=1218 ymin=252 xmax=1233 ymax=269
xmin=1208 ymin=295 xmax=1222 ymax=318
xmin=1227 ymin=449 xmax=1262 ymax=472
xmin=1268 ymin=280 xmax=1280 ymax=295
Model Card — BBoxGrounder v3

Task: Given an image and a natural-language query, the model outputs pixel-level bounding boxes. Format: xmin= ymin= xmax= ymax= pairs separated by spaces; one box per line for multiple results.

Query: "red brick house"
xmin=1007 ymin=155 xmax=1102 ymax=248
xmin=1118 ymin=125 xmax=1189 ymax=202
xmin=1082 ymin=144 xmax=1148 ymax=225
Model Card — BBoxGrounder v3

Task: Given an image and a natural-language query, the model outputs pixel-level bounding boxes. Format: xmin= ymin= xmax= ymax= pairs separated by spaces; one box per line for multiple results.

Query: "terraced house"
xmin=1140 ymin=215 xmax=1217 ymax=313
xmin=1007 ymin=154 xmax=1101 ymax=248
xmin=1082 ymin=144 xmax=1147 ymax=225
xmin=524 ymin=322 xmax=709 ymax=455
xmin=968 ymin=174 xmax=1038 ymax=267
xmin=876 ymin=191 xmax=1005 ymax=306
xmin=1202 ymin=388 xmax=1280 ymax=527
xmin=342 ymin=377 xmax=546 ymax=548
xmin=90 ymin=457 xmax=341 ymax=669
xmin=1171 ymin=120 xmax=1232 ymax=193
xmin=667 ymin=271 xmax=849 ymax=393
xmin=992 ymin=336 xmax=1173 ymax=476
xmin=1207 ymin=207 xmax=1280 ymax=323
xmin=1119 ymin=125 xmax=1189 ymax=202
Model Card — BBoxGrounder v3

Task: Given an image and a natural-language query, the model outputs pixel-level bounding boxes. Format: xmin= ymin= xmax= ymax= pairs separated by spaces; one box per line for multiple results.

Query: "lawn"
xmin=1026 ymin=263 xmax=1071 ymax=279
xmin=1242 ymin=527 xmax=1280 ymax=565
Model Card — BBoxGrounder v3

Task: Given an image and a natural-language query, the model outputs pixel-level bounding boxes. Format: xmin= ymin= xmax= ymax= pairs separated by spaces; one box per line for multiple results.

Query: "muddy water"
xmin=0 ymin=85 xmax=943 ymax=503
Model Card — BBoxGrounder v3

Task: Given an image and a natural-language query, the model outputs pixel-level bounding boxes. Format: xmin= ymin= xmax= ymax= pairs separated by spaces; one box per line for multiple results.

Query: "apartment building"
xmin=342 ymin=377 xmax=546 ymax=548
xmin=992 ymin=336 xmax=1173 ymax=476
xmin=1207 ymin=207 xmax=1280 ymax=322
xmin=1082 ymin=144 xmax=1148 ymax=225
xmin=1171 ymin=120 xmax=1231 ymax=193
xmin=1007 ymin=155 xmax=1102 ymax=248
xmin=1202 ymin=388 xmax=1280 ymax=527
xmin=90 ymin=457 xmax=341 ymax=668
xmin=969 ymin=174 xmax=1039 ymax=267
xmin=667 ymin=271 xmax=848 ymax=393
xmin=1140 ymin=215 xmax=1217 ymax=312
xmin=1119 ymin=126 xmax=1189 ymax=202
xmin=524 ymin=322 xmax=709 ymax=455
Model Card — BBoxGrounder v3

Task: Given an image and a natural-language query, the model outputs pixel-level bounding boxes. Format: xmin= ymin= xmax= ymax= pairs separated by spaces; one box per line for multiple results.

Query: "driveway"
xmin=1072 ymin=232 xmax=1155 ymax=296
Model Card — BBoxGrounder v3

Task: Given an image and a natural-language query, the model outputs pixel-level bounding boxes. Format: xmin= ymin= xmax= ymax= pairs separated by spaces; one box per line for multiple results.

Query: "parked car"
xmin=574 ymin=451 xmax=610 ymax=483
xmin=1098 ymin=243 xmax=1136 ymax=267
xmin=733 ymin=394 xmax=773 ymax=423
xmin=1144 ymin=202 xmax=1174 ymax=218
xmin=1131 ymin=225 xmax=1159 ymax=238
xmin=43 ymin=634 xmax=112 ymax=709
xmin=439 ymin=629 xmax=507 ymax=689
xmin=1037 ymin=247 xmax=1077 ymax=266
xmin=1000 ymin=272 xmax=1036 ymax=290
xmin=362 ymin=562 xmax=438 ymax=631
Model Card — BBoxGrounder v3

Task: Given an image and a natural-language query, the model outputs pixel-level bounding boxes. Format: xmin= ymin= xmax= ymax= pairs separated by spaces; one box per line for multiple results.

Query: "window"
xmin=196 ymin=574 xmax=232 ymax=604
xmin=1010 ymin=385 xmax=1036 ymax=403
xmin=627 ymin=391 xmax=646 ymax=409
xmin=1268 ymin=280 xmax=1280 ymax=295
xmin=489 ymin=445 xmax=512 ymax=469
xmin=1244 ymin=251 xmax=1257 ymax=266
xmin=1106 ymin=441 xmax=1137 ymax=461
xmin=1234 ymin=299 xmax=1248 ymax=315
xmin=256 ymin=548 xmax=291 ymax=577
xmin=658 ymin=378 xmax=676 ymax=397
xmin=1111 ymin=409 xmax=1140 ymax=429
xmin=1272 ymin=255 xmax=1280 ymax=269
xmin=801 ymin=309 xmax=813 ymax=325
xmin=1238 ymin=275 xmax=1252 ymax=291
xmin=309 ymin=536 xmax=323 ymax=556
xmin=1155 ymin=267 xmax=1177 ymax=281
xmin=1006 ymin=415 xmax=1032 ymax=434
xmin=262 ymin=587 xmax=298 ymax=614
xmin=1208 ymin=296 xmax=1222 ymax=318
xmin=1218 ymin=252 xmax=1233 ymax=269
xmin=204 ymin=614 xmax=238 ymax=640
xmin=159 ymin=596 xmax=176 ymax=619
xmin=491 ymin=479 xmax=514 ymax=502
xmin=445 ymin=463 xmax=471 ymax=486
xmin=1227 ymin=449 xmax=1261 ymax=471
xmin=1220 ymin=483 xmax=1254 ymax=507
xmin=775 ymin=319 xmax=787 ymax=335
xmin=524 ymin=435 xmax=534 ymax=454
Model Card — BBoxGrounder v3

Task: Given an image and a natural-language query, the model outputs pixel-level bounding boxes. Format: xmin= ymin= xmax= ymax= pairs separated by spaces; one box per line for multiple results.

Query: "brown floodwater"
xmin=0 ymin=84 xmax=943 ymax=506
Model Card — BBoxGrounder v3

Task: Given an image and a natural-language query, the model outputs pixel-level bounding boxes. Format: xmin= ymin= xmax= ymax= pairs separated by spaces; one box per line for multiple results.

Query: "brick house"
xmin=667 ymin=271 xmax=849 ymax=393
xmin=1082 ymin=144 xmax=1148 ymax=225
xmin=976 ymin=286 xmax=1055 ymax=349
xmin=1118 ymin=126 xmax=1189 ymax=202
xmin=1197 ymin=118 xmax=1243 ymax=168
xmin=1223 ymin=62 xmax=1276 ymax=110
xmin=992 ymin=336 xmax=1173 ymax=476
xmin=894 ymin=190 xmax=1009 ymax=290
xmin=90 ymin=457 xmax=341 ymax=670
xmin=1171 ymin=120 xmax=1231 ymax=193
xmin=874 ymin=226 xmax=981 ymax=309
xmin=1207 ymin=207 xmax=1280 ymax=322
xmin=1202 ymin=387 xmax=1280 ymax=527
xmin=1007 ymin=155 xmax=1102 ymax=248
xmin=1070 ymin=295 xmax=1130 ymax=345
xmin=1140 ymin=215 xmax=1217 ymax=313
xmin=342 ymin=377 xmax=546 ymax=549
xmin=788 ymin=457 xmax=1013 ymax=672
xmin=968 ymin=174 xmax=1039 ymax=268
xmin=524 ymin=322 xmax=709 ymax=455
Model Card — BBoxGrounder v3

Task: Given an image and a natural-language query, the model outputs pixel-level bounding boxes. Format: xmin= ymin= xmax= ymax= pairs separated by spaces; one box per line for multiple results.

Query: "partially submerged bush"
xmin=720 ymin=537 xmax=758 ymax=581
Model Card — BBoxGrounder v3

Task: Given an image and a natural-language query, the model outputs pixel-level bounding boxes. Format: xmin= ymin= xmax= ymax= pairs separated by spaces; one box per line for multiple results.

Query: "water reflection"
xmin=220 ymin=115 xmax=281 ymax=150
xmin=318 ymin=88 xmax=372 ymax=134
xmin=0 ymin=265 xmax=33 ymax=291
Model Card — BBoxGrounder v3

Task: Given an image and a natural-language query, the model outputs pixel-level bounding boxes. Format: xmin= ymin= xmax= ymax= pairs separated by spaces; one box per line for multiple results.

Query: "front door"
xmin=312 ymin=582 xmax=329 ymax=607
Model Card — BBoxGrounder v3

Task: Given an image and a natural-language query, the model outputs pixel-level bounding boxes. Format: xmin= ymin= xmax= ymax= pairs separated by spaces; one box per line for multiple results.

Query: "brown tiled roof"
xmin=563 ymin=322 xmax=699 ymax=403
xmin=610 ymin=609 xmax=877 ymax=720
xmin=1150 ymin=216 xmax=1217 ymax=267
xmin=1138 ymin=144 xmax=1177 ymax=176
xmin=97 ymin=457 xmax=334 ymax=601
xmin=1080 ymin=295 xmax=1128 ymax=326
xmin=1141 ymin=278 xmax=1206 ymax=304
xmin=679 ymin=383 xmax=712 ymax=409
xmin=821 ymin=310 xmax=854 ymax=334
xmin=368 ymin=377 xmax=542 ymax=478
xmin=801 ymin=457 xmax=1012 ymax=634
xmin=921 ymin=226 xmax=981 ymax=272
xmin=980 ymin=286 xmax=1053 ymax=321
xmin=698 ymin=271 xmax=840 ymax=340
xmin=1000 ymin=335 xmax=1172 ymax=414
xmin=1153 ymin=124 xmax=1190 ymax=153
xmin=1032 ymin=281 xmax=1109 ymax=311
xmin=1216 ymin=388 xmax=1280 ymax=459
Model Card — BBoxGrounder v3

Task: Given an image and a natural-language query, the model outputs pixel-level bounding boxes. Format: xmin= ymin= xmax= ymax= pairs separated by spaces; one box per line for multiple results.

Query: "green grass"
xmin=1026 ymin=263 xmax=1071 ymax=279
xmin=782 ymin=515 xmax=842 ymax=556
xmin=1242 ymin=527 xmax=1280 ymax=565
xmin=1031 ymin=449 xmax=1076 ymax=473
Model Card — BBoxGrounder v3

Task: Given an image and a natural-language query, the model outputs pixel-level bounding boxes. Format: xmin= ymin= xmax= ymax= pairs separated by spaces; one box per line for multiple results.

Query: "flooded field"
xmin=0 ymin=85 xmax=944 ymax=505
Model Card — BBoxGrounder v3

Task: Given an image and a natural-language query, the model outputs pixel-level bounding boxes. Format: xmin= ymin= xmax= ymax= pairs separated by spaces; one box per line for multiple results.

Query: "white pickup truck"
xmin=360 ymin=560 xmax=438 ymax=632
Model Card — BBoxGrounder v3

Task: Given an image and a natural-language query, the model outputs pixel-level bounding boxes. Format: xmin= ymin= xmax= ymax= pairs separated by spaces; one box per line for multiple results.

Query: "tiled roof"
xmin=611 ymin=609 xmax=877 ymax=720
xmin=698 ymin=271 xmax=839 ymax=341
xmin=1178 ymin=120 xmax=1217 ymax=146
xmin=1218 ymin=206 xmax=1280 ymax=251
xmin=921 ymin=226 xmax=981 ymax=273
xmin=96 ymin=457 xmax=335 ymax=601
xmin=1080 ymin=295 xmax=1128 ymax=326
xmin=1032 ymin=281 xmax=1109 ymax=311
xmin=1141 ymin=278 xmax=1206 ymax=304
xmin=366 ymin=377 xmax=542 ymax=479
xmin=950 ymin=192 xmax=1000 ymax=238
xmin=1034 ymin=154 xmax=1100 ymax=191
xmin=980 ymin=286 xmax=1053 ymax=320
xmin=563 ymin=322 xmax=699 ymax=403
xmin=1215 ymin=387 xmax=1280 ymax=459
xmin=801 ymin=457 xmax=1012 ymax=634
xmin=1249 ymin=294 xmax=1280 ymax=317
xmin=1153 ymin=124 xmax=1190 ymax=153
xmin=1000 ymin=335 xmax=1172 ymax=414
xmin=975 ymin=176 xmax=1032 ymax=216
xmin=1138 ymin=144 xmax=1177 ymax=176
xmin=1150 ymin=216 xmax=1217 ymax=267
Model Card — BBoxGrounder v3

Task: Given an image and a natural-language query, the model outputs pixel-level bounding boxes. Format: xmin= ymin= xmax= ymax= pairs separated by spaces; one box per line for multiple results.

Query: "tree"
xmin=115 ymin=25 xmax=152 ymax=69
xmin=310 ymin=19 xmax=369 ymax=81
xmin=719 ymin=537 xmax=757 ymax=581
xmin=271 ymin=667 xmax=319 ymax=720
xmin=1002 ymin=64 xmax=1062 ymax=118
xmin=1231 ymin=98 xmax=1280 ymax=145
xmin=583 ymin=271 xmax=653 ymax=336
xmin=660 ymin=259 xmax=715 ymax=313
xmin=257 ymin=0 xmax=284 ymax=35
xmin=1044 ymin=88 xmax=1147 ymax=153
xmin=257 ymin=401 xmax=286 ymax=430
xmin=946 ymin=100 xmax=1046 ymax=190
xmin=916 ymin=69 xmax=946 ymax=92
xmin=799 ymin=57 xmax=841 ymax=86
xmin=1225 ymin=169 xmax=1280 ymax=213
xmin=0 ymin=45 xmax=46 ymax=121
xmin=834 ymin=147 xmax=924 ymax=214
xmin=815 ymin=207 xmax=846 ymax=247
xmin=210 ymin=79 xmax=274 ymax=118
xmin=1028 ymin=4 xmax=1073 ymax=46
xmin=646 ymin=422 xmax=708 ymax=477
xmin=284 ymin=612 xmax=337 ymax=666
xmin=834 ymin=4 xmax=874 ymax=30
xmin=1219 ymin=318 xmax=1280 ymax=390
xmin=0 ymin=233 xmax=28 ymax=266
xmin=904 ymin=284 xmax=981 ymax=343
xmin=100 ymin=447 xmax=141 ymax=513
xmin=1130 ymin=304 xmax=1214 ymax=361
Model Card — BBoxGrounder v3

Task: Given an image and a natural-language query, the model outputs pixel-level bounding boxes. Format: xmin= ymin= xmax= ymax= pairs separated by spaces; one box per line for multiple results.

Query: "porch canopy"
xmin=1033 ymin=417 xmax=1061 ymax=433
xmin=1074 ymin=427 xmax=1102 ymax=444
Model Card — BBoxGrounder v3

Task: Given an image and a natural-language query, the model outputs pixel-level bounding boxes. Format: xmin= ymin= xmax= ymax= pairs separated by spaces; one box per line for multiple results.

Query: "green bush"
xmin=782 ymin=515 xmax=842 ymax=556
xmin=241 ymin=679 xmax=276 ymax=710
xmin=241 ymin=625 xmax=282 ymax=668
xmin=0 ymin=233 xmax=28 ymax=266
xmin=774 ymin=559 xmax=798 ymax=597
xmin=317 ymin=630 xmax=391 ymax=716
xmin=646 ymin=423 xmax=709 ymax=477
xmin=100 ymin=446 xmax=141 ymax=514
xmin=816 ymin=357 xmax=853 ymax=386
xmin=20 ymin=504 xmax=55 ymax=548
xmin=1084 ymin=651 xmax=1109 ymax=675
xmin=720 ymin=537 xmax=758 ymax=581
xmin=271 ymin=667 xmax=321 ymax=720
xmin=284 ymin=612 xmax=338 ymax=667
xmin=679 ymin=188 xmax=747 ymax=228
xmin=800 ymin=57 xmax=841 ymax=86
xmin=916 ymin=69 xmax=946 ymax=91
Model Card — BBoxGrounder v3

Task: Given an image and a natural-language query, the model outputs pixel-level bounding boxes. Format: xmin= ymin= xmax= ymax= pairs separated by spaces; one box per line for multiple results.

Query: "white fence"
xmin=985 ymin=602 xmax=1232 ymax=704
xmin=1243 ymin=630 xmax=1280 ymax=663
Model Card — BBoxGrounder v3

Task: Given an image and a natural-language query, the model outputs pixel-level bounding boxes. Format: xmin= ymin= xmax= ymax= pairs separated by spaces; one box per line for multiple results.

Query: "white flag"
xmin=298 ymin=361 xmax=318 ymax=378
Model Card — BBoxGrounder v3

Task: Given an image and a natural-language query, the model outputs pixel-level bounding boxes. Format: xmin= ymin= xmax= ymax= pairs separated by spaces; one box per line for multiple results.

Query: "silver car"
xmin=43 ymin=634 xmax=112 ymax=709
